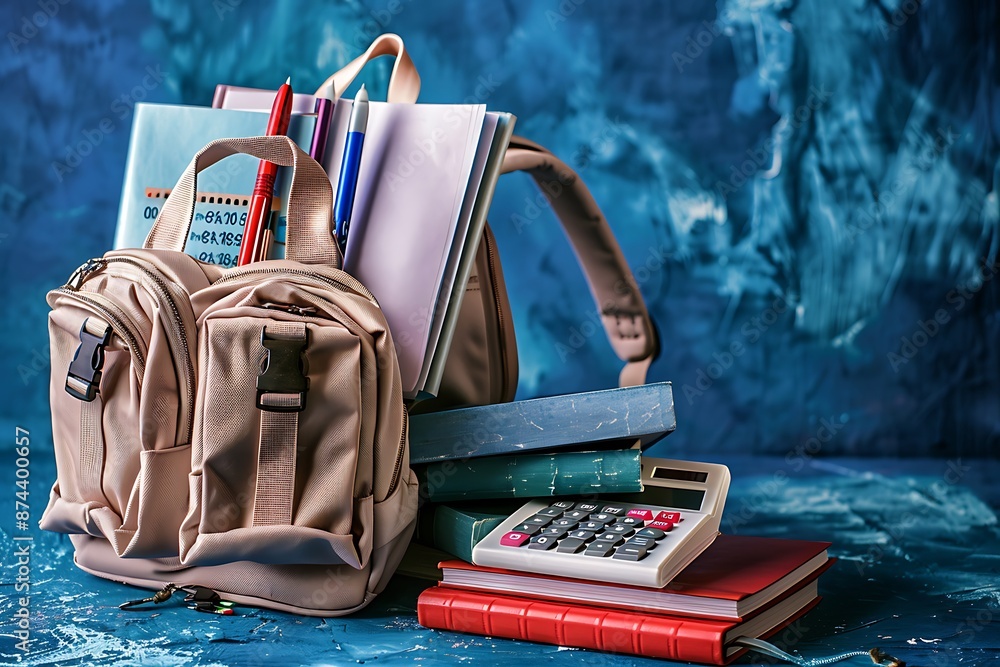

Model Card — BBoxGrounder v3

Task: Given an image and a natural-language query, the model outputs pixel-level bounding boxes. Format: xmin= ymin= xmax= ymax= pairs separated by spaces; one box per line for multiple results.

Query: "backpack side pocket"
xmin=41 ymin=254 xmax=204 ymax=558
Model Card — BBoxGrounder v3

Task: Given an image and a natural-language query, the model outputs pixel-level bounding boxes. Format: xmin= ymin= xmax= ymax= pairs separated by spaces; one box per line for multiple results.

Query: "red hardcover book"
xmin=417 ymin=584 xmax=821 ymax=665
xmin=441 ymin=534 xmax=831 ymax=620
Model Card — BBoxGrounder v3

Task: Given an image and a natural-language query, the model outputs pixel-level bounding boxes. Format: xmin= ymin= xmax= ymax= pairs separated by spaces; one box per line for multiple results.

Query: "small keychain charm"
xmin=189 ymin=601 xmax=236 ymax=615
xmin=183 ymin=586 xmax=236 ymax=616
xmin=119 ymin=583 xmax=178 ymax=610
xmin=119 ymin=583 xmax=235 ymax=616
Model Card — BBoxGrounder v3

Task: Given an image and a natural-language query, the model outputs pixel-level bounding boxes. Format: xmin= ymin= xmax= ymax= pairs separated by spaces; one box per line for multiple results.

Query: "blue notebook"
xmin=114 ymin=103 xmax=316 ymax=266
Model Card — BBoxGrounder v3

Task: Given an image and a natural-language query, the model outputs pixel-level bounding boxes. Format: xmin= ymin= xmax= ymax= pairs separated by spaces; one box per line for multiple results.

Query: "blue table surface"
xmin=2 ymin=451 xmax=998 ymax=666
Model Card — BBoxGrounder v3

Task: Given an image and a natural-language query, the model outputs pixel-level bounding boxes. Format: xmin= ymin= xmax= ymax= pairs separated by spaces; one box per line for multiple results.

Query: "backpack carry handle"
xmin=314 ymin=33 xmax=420 ymax=103
xmin=501 ymin=137 xmax=659 ymax=387
xmin=145 ymin=135 xmax=341 ymax=267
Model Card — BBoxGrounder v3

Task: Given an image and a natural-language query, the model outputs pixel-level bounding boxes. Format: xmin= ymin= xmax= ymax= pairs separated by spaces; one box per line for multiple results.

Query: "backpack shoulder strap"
xmin=501 ymin=136 xmax=659 ymax=387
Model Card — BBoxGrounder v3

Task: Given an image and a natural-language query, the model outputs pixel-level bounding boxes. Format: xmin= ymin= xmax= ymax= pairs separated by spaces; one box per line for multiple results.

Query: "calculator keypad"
xmin=499 ymin=502 xmax=678 ymax=562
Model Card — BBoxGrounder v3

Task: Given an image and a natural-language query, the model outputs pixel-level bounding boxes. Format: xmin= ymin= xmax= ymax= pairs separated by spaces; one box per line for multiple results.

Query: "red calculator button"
xmin=655 ymin=511 xmax=682 ymax=523
xmin=500 ymin=532 xmax=531 ymax=547
xmin=626 ymin=508 xmax=654 ymax=521
xmin=648 ymin=521 xmax=675 ymax=531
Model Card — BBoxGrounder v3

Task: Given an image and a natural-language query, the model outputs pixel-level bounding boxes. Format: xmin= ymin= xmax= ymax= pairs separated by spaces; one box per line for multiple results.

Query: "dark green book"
xmin=415 ymin=447 xmax=643 ymax=504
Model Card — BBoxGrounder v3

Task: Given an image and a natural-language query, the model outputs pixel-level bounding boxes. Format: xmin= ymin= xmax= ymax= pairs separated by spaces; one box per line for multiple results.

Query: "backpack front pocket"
xmin=180 ymin=300 xmax=376 ymax=568
xmin=41 ymin=263 xmax=196 ymax=558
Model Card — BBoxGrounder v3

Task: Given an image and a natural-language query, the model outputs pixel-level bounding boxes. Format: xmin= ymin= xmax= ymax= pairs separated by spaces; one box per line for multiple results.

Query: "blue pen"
xmin=333 ymin=84 xmax=369 ymax=256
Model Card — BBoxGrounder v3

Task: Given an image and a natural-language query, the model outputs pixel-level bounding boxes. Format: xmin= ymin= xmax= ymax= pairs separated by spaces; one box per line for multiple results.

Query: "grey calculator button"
xmin=625 ymin=536 xmax=656 ymax=550
xmin=539 ymin=526 xmax=569 ymax=539
xmin=635 ymin=527 xmax=667 ymax=540
xmin=524 ymin=515 xmax=553 ymax=527
xmin=550 ymin=500 xmax=575 ymax=510
xmin=605 ymin=524 xmax=634 ymax=537
xmin=613 ymin=546 xmax=650 ymax=561
xmin=535 ymin=507 xmax=563 ymax=517
xmin=593 ymin=533 xmax=626 ymax=547
xmin=584 ymin=541 xmax=616 ymax=557
xmin=513 ymin=523 xmax=543 ymax=535
xmin=579 ymin=521 xmax=605 ymax=532
xmin=556 ymin=538 xmax=588 ymax=554
xmin=562 ymin=510 xmax=588 ymax=520
xmin=575 ymin=502 xmax=600 ymax=513
xmin=618 ymin=516 xmax=644 ymax=527
xmin=567 ymin=529 xmax=596 ymax=541
xmin=528 ymin=535 xmax=558 ymax=550
xmin=551 ymin=518 xmax=578 ymax=529
xmin=589 ymin=513 xmax=616 ymax=524
xmin=601 ymin=505 xmax=628 ymax=515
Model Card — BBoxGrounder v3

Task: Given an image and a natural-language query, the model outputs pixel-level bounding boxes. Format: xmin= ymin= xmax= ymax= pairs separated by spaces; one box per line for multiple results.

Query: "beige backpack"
xmin=41 ymin=136 xmax=418 ymax=616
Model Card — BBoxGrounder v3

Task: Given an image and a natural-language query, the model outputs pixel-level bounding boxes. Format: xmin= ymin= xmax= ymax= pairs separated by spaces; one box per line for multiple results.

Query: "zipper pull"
xmin=67 ymin=258 xmax=107 ymax=291
xmin=262 ymin=302 xmax=317 ymax=317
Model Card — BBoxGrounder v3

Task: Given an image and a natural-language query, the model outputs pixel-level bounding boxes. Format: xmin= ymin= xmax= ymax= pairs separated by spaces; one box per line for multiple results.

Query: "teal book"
xmin=408 ymin=382 xmax=676 ymax=465
xmin=114 ymin=103 xmax=317 ymax=266
xmin=429 ymin=504 xmax=512 ymax=563
xmin=415 ymin=447 xmax=644 ymax=503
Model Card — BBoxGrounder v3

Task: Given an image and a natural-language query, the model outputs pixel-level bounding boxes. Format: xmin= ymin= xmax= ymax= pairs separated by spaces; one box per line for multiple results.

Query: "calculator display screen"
xmin=654 ymin=487 xmax=706 ymax=511
xmin=651 ymin=468 xmax=709 ymax=483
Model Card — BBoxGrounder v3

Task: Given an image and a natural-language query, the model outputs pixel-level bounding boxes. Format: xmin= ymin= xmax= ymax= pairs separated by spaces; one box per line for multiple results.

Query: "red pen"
xmin=237 ymin=77 xmax=293 ymax=266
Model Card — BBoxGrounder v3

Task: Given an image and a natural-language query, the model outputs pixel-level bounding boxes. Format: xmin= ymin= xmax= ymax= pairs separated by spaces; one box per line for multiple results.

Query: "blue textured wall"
xmin=1 ymin=0 xmax=998 ymax=457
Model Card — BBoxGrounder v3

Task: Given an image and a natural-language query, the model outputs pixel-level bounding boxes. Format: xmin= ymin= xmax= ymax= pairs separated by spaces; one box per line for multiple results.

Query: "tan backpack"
xmin=41 ymin=136 xmax=418 ymax=616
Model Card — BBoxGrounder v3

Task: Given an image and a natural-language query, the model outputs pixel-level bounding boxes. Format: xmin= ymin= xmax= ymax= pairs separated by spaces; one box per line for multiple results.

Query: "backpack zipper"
xmin=103 ymin=257 xmax=197 ymax=446
xmin=387 ymin=408 xmax=408 ymax=497
xmin=261 ymin=302 xmax=319 ymax=317
xmin=214 ymin=266 xmax=377 ymax=303
xmin=51 ymin=288 xmax=147 ymax=383
xmin=64 ymin=256 xmax=197 ymax=446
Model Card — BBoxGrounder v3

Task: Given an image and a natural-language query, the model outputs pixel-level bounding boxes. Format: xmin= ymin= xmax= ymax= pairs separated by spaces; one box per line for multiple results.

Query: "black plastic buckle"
xmin=256 ymin=328 xmax=308 ymax=412
xmin=65 ymin=318 xmax=112 ymax=402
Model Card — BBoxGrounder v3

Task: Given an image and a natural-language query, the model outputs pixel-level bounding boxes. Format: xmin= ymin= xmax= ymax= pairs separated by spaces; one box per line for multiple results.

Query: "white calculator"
xmin=471 ymin=458 xmax=730 ymax=588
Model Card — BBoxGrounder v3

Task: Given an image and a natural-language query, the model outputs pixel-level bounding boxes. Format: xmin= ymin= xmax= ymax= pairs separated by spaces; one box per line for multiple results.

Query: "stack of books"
xmin=415 ymin=533 xmax=834 ymax=665
xmin=407 ymin=382 xmax=677 ymax=502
